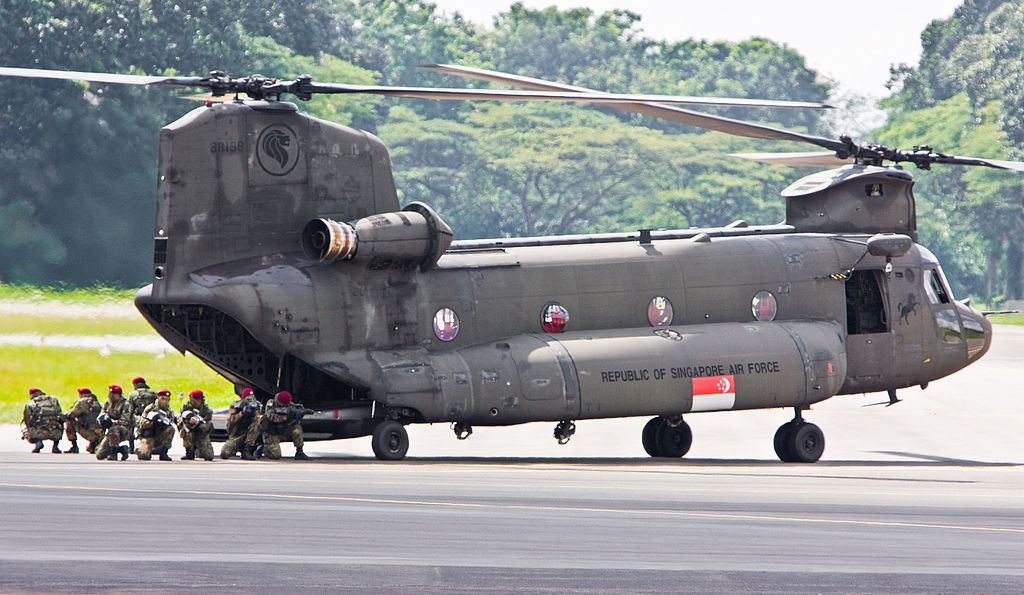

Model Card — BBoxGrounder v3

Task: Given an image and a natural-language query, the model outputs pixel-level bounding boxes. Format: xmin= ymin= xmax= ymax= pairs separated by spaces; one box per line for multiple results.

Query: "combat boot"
xmin=32 ymin=440 xmax=44 ymax=453
xmin=87 ymin=439 xmax=99 ymax=454
xmin=241 ymin=446 xmax=256 ymax=461
xmin=68 ymin=440 xmax=80 ymax=454
xmin=159 ymin=449 xmax=172 ymax=462
xmin=51 ymin=441 xmax=62 ymax=454
xmin=181 ymin=448 xmax=195 ymax=460
xmin=119 ymin=446 xmax=130 ymax=461
xmin=106 ymin=450 xmax=118 ymax=461
xmin=294 ymin=448 xmax=310 ymax=461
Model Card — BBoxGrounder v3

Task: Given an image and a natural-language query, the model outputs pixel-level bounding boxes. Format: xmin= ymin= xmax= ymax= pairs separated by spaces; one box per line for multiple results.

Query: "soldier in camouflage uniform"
xmin=179 ymin=389 xmax=215 ymax=461
xmin=127 ymin=376 xmax=157 ymax=454
xmin=261 ymin=391 xmax=309 ymax=460
xmin=22 ymin=388 xmax=63 ymax=453
xmin=137 ymin=390 xmax=175 ymax=461
xmin=220 ymin=387 xmax=263 ymax=460
xmin=95 ymin=385 xmax=131 ymax=461
xmin=64 ymin=387 xmax=104 ymax=454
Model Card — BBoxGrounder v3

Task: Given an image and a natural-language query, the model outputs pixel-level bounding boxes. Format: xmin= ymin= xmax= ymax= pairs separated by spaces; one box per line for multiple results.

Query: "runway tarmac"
xmin=1 ymin=326 xmax=1022 ymax=593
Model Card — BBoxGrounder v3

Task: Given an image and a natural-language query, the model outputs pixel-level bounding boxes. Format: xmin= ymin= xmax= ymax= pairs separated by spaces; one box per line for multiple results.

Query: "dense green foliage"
xmin=2 ymin=1 xmax=1021 ymax=301
xmin=0 ymin=0 xmax=826 ymax=286
xmin=882 ymin=0 xmax=1024 ymax=301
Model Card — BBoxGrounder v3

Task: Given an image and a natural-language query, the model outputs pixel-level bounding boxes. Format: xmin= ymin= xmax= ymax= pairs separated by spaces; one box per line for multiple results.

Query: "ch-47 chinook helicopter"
xmin=2 ymin=63 xmax=1021 ymax=463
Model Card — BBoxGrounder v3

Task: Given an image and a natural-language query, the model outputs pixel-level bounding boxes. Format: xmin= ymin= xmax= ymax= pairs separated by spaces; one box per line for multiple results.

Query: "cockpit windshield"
xmin=923 ymin=267 xmax=953 ymax=305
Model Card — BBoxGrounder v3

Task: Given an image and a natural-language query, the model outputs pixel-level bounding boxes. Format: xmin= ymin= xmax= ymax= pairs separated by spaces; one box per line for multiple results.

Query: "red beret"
xmin=28 ymin=388 xmax=42 ymax=395
xmin=156 ymin=389 xmax=171 ymax=397
xmin=108 ymin=385 xmax=122 ymax=394
xmin=189 ymin=389 xmax=205 ymax=399
xmin=275 ymin=391 xmax=293 ymax=405
xmin=132 ymin=376 xmax=146 ymax=385
xmin=77 ymin=388 xmax=91 ymax=395
xmin=240 ymin=387 xmax=255 ymax=397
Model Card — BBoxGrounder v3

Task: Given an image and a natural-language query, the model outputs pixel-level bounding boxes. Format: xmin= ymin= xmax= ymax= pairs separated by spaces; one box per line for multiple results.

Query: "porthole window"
xmin=647 ymin=296 xmax=674 ymax=327
xmin=541 ymin=303 xmax=570 ymax=333
xmin=433 ymin=307 xmax=460 ymax=341
xmin=751 ymin=290 xmax=777 ymax=321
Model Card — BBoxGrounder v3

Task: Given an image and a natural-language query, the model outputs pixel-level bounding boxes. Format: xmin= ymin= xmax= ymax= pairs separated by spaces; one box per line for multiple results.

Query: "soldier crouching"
xmin=64 ymin=387 xmax=104 ymax=454
xmin=96 ymin=385 xmax=131 ymax=461
xmin=137 ymin=390 xmax=175 ymax=461
xmin=261 ymin=391 xmax=309 ymax=460
xmin=179 ymin=389 xmax=214 ymax=461
xmin=22 ymin=388 xmax=64 ymax=453
xmin=221 ymin=387 xmax=262 ymax=460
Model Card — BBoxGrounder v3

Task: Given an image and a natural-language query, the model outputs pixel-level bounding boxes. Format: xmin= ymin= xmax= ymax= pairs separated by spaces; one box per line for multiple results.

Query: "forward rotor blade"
xmin=0 ymin=66 xmax=204 ymax=87
xmin=930 ymin=155 xmax=1024 ymax=172
xmin=302 ymin=82 xmax=831 ymax=109
xmin=422 ymin=63 xmax=847 ymax=151
xmin=732 ymin=151 xmax=853 ymax=168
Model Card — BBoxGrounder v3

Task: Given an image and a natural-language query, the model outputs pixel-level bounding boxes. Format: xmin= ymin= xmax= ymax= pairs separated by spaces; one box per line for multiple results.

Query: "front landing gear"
xmin=642 ymin=416 xmax=692 ymax=458
xmin=372 ymin=420 xmax=409 ymax=461
xmin=774 ymin=408 xmax=825 ymax=463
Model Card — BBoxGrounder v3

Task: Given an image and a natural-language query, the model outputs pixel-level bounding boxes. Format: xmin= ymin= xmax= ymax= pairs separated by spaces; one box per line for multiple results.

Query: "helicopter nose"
xmin=959 ymin=305 xmax=992 ymax=363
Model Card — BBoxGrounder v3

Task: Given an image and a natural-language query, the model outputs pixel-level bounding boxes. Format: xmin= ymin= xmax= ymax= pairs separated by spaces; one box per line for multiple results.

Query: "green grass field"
xmin=0 ymin=284 xmax=233 ymax=424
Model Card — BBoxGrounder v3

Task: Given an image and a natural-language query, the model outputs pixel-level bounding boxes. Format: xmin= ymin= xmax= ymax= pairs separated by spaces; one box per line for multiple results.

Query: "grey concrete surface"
xmin=1 ymin=325 xmax=1022 ymax=592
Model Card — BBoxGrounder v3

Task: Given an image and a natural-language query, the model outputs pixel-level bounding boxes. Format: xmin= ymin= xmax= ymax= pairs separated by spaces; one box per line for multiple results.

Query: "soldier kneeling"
xmin=65 ymin=387 xmax=104 ymax=454
xmin=221 ymin=387 xmax=262 ymax=460
xmin=137 ymin=390 xmax=175 ymax=461
xmin=179 ymin=389 xmax=214 ymax=461
xmin=96 ymin=385 xmax=130 ymax=461
xmin=22 ymin=388 xmax=64 ymax=453
xmin=261 ymin=391 xmax=309 ymax=460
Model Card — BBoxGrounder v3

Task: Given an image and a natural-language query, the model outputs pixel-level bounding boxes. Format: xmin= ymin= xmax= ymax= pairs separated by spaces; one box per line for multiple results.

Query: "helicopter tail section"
xmin=148 ymin=100 xmax=399 ymax=295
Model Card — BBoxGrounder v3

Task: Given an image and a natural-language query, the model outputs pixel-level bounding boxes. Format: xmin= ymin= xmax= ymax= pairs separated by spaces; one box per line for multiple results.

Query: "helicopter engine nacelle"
xmin=302 ymin=202 xmax=453 ymax=270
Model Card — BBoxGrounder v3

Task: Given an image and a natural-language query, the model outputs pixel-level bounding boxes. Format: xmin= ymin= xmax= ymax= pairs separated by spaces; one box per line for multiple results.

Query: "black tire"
xmin=641 ymin=417 xmax=662 ymax=457
xmin=787 ymin=422 xmax=825 ymax=463
xmin=655 ymin=420 xmax=692 ymax=458
xmin=773 ymin=421 xmax=797 ymax=462
xmin=371 ymin=420 xmax=409 ymax=461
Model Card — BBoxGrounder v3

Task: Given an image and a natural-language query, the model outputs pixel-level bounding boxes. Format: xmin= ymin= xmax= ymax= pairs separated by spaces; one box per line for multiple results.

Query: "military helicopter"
xmin=2 ymin=63 xmax=1019 ymax=463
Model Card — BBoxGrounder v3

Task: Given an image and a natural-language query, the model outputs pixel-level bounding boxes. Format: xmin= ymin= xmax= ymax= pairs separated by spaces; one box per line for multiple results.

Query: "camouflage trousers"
xmin=262 ymin=424 xmax=304 ymax=460
xmin=24 ymin=420 xmax=63 ymax=443
xmin=182 ymin=428 xmax=215 ymax=461
xmin=95 ymin=425 xmax=129 ymax=460
xmin=220 ymin=419 xmax=261 ymax=458
xmin=137 ymin=426 xmax=175 ymax=460
xmin=65 ymin=419 xmax=104 ymax=450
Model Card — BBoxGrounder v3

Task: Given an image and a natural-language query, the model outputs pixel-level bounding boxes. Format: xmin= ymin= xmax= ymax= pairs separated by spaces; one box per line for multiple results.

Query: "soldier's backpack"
xmin=31 ymin=396 xmax=61 ymax=422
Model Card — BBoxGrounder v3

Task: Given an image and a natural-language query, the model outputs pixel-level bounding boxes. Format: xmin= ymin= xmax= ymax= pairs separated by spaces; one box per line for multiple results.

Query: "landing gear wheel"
xmin=654 ymin=419 xmax=692 ymax=458
xmin=787 ymin=422 xmax=825 ymax=463
xmin=773 ymin=421 xmax=798 ymax=462
xmin=372 ymin=420 xmax=409 ymax=461
xmin=641 ymin=417 xmax=661 ymax=457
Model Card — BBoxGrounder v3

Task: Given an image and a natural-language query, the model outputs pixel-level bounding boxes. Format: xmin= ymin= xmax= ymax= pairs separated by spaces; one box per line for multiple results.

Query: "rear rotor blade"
xmin=422 ymin=63 xmax=846 ymax=151
xmin=301 ymin=82 xmax=832 ymax=109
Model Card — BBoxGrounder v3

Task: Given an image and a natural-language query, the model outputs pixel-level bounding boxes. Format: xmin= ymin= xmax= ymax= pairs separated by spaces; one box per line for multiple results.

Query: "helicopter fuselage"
xmin=133 ymin=99 xmax=991 ymax=452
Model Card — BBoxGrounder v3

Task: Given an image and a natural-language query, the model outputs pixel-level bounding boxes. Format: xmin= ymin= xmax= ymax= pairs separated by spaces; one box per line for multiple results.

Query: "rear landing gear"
xmin=774 ymin=408 xmax=825 ymax=463
xmin=371 ymin=420 xmax=409 ymax=461
xmin=642 ymin=416 xmax=692 ymax=458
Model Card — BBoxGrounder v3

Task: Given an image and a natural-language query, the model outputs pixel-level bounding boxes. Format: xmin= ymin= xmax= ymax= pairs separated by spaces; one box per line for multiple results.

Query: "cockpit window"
xmin=923 ymin=268 xmax=951 ymax=305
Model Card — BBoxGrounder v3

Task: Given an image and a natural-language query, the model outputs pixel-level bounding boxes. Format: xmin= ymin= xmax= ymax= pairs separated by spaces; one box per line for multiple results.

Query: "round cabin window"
xmin=541 ymin=303 xmax=570 ymax=333
xmin=647 ymin=296 xmax=674 ymax=327
xmin=751 ymin=290 xmax=777 ymax=321
xmin=433 ymin=307 xmax=460 ymax=341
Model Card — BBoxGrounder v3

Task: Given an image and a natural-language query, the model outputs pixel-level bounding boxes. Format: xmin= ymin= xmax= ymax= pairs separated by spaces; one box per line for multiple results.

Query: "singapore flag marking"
xmin=690 ymin=374 xmax=736 ymax=412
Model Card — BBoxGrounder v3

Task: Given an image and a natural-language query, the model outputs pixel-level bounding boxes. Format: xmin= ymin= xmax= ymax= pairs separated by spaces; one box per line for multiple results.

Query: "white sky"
xmin=432 ymin=0 xmax=963 ymax=99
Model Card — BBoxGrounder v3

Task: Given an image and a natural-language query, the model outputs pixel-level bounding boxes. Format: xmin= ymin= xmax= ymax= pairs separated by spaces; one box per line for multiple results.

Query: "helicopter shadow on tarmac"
xmin=298 ymin=453 xmax=1020 ymax=470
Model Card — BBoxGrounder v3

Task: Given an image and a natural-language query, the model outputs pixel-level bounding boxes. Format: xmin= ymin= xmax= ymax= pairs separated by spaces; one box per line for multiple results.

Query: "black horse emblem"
xmin=898 ymin=293 xmax=919 ymax=325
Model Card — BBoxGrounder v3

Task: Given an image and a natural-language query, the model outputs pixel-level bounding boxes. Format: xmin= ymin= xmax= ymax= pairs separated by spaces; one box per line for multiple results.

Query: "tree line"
xmin=0 ymin=0 xmax=1021 ymax=303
